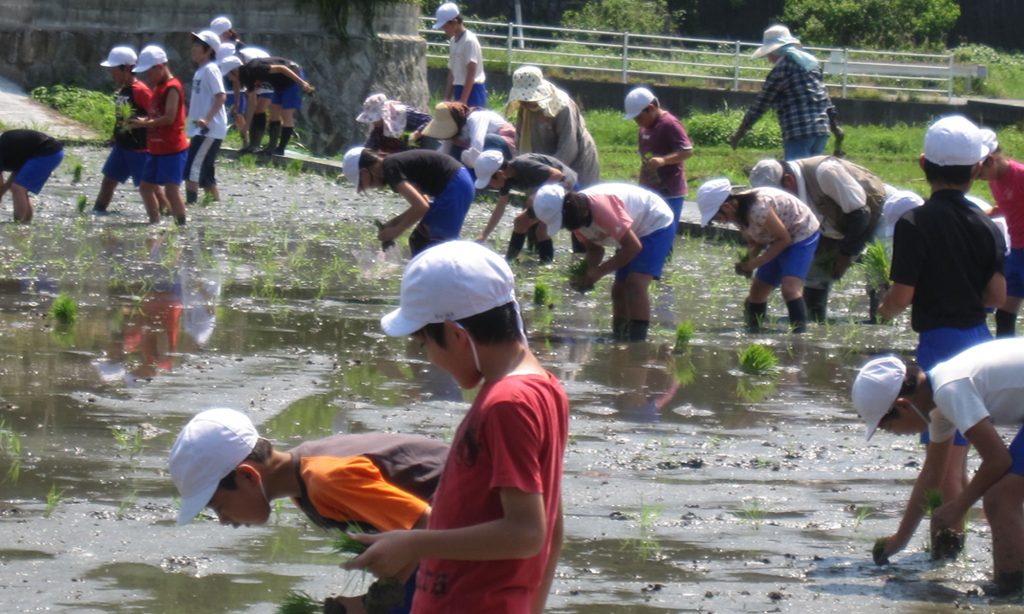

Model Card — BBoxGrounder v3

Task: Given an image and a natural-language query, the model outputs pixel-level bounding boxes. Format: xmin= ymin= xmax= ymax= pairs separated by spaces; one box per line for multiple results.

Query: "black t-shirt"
xmin=382 ymin=149 xmax=461 ymax=197
xmin=0 ymin=130 xmax=63 ymax=172
xmin=501 ymin=153 xmax=577 ymax=196
xmin=113 ymin=81 xmax=150 ymax=150
xmin=239 ymin=57 xmax=302 ymax=91
xmin=890 ymin=189 xmax=1005 ymax=331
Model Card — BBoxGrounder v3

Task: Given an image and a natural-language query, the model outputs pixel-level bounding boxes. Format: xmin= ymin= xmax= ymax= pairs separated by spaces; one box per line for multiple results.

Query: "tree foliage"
xmin=561 ymin=0 xmax=684 ymax=36
xmin=782 ymin=0 xmax=960 ymax=50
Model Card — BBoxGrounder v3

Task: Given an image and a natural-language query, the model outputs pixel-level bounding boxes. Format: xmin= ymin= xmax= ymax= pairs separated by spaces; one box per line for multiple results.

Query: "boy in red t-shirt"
xmin=127 ymin=45 xmax=189 ymax=225
xmin=979 ymin=129 xmax=1024 ymax=337
xmin=347 ymin=241 xmax=569 ymax=614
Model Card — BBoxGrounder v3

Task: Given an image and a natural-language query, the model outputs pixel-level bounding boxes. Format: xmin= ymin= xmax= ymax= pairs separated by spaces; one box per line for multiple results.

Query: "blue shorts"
xmin=614 ymin=223 xmax=675 ymax=282
xmin=754 ymin=231 xmax=820 ymax=287
xmin=272 ymin=72 xmax=304 ymax=110
xmin=664 ymin=196 xmax=684 ymax=231
xmin=783 ymin=135 xmax=829 ymax=161
xmin=225 ymin=92 xmax=248 ymax=117
xmin=917 ymin=322 xmax=990 ymax=446
xmin=452 ymin=83 xmax=487 ymax=109
xmin=421 ymin=166 xmax=474 ymax=240
xmin=185 ymin=136 xmax=222 ymax=187
xmin=1006 ymin=248 xmax=1024 ymax=298
xmin=102 ymin=146 xmax=147 ymax=186
xmin=1010 ymin=425 xmax=1024 ymax=476
xmin=141 ymin=150 xmax=188 ymax=186
xmin=14 ymin=149 xmax=64 ymax=194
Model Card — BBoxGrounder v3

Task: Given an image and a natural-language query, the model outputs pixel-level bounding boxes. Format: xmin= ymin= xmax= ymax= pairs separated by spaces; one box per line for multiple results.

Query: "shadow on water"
xmin=3 ymin=146 xmax=1021 ymax=612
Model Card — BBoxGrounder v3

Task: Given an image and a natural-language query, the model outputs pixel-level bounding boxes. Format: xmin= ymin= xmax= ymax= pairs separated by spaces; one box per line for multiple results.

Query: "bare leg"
xmin=779 ymin=276 xmax=804 ymax=302
xmin=983 ymin=474 xmax=1024 ymax=590
xmin=10 ymin=184 xmax=32 ymax=222
xmin=155 ymin=186 xmax=170 ymax=216
xmin=623 ymin=272 xmax=654 ymax=322
xmin=95 ymin=176 xmax=118 ymax=211
xmin=139 ymin=182 xmax=161 ymax=223
xmin=164 ymin=183 xmax=187 ymax=223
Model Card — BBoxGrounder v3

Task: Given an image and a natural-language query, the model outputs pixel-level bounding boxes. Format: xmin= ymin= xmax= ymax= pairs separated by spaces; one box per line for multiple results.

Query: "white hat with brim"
xmin=432 ymin=2 xmax=459 ymax=29
xmin=623 ymin=87 xmax=656 ymax=120
xmin=357 ymin=93 xmax=388 ymax=123
xmin=881 ymin=190 xmax=924 ymax=237
xmin=749 ymin=159 xmax=784 ymax=188
xmin=219 ymin=56 xmax=243 ymax=76
xmin=473 ymin=150 xmax=504 ymax=189
xmin=752 ymin=25 xmax=801 ymax=59
xmin=210 ymin=16 xmax=233 ymax=36
xmin=191 ymin=31 xmax=222 ymax=51
xmin=133 ymin=45 xmax=168 ymax=73
xmin=924 ymin=115 xmax=992 ymax=166
xmin=851 ymin=355 xmax=907 ymax=441
xmin=381 ymin=241 xmax=518 ymax=337
xmin=420 ymin=103 xmax=459 ymax=140
xmin=342 ymin=147 xmax=364 ymax=190
xmin=533 ymin=184 xmax=567 ymax=235
xmin=216 ymin=43 xmax=236 ymax=63
xmin=696 ymin=178 xmax=733 ymax=226
xmin=508 ymin=66 xmax=548 ymax=103
xmin=169 ymin=408 xmax=259 ymax=525
xmin=100 ymin=46 xmax=138 ymax=68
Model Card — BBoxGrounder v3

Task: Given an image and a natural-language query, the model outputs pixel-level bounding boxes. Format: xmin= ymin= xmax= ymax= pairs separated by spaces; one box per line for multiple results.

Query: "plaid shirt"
xmin=739 ymin=54 xmax=831 ymax=141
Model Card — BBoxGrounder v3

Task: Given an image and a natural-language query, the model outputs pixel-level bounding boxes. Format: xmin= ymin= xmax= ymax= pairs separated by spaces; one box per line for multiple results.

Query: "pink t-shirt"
xmin=573 ymin=183 xmax=674 ymax=247
xmin=412 ymin=372 xmax=569 ymax=614
xmin=988 ymin=158 xmax=1024 ymax=249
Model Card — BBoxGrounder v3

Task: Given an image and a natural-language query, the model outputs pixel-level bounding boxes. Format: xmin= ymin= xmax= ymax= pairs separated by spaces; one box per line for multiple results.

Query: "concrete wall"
xmin=429 ymin=67 xmax=1024 ymax=128
xmin=0 ymin=0 xmax=429 ymax=154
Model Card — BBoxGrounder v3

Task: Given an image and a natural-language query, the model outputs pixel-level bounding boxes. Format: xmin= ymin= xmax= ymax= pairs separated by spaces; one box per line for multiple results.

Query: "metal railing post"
xmin=732 ymin=41 xmax=740 ymax=90
xmin=622 ymin=33 xmax=630 ymax=83
xmin=948 ymin=53 xmax=954 ymax=100
xmin=507 ymin=22 xmax=514 ymax=75
xmin=841 ymin=49 xmax=849 ymax=98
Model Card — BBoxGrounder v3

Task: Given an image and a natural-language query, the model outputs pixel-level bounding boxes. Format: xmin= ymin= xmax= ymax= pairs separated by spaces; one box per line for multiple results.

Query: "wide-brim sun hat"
xmin=696 ymin=178 xmax=733 ymax=226
xmin=508 ymin=66 xmax=548 ymax=103
xmin=851 ymin=355 xmax=907 ymax=441
xmin=420 ymin=103 xmax=459 ymax=140
xmin=752 ymin=24 xmax=801 ymax=59
xmin=342 ymin=147 xmax=364 ymax=190
xmin=133 ymin=45 xmax=168 ymax=73
xmin=357 ymin=93 xmax=388 ymax=123
xmin=533 ymin=184 xmax=567 ymax=234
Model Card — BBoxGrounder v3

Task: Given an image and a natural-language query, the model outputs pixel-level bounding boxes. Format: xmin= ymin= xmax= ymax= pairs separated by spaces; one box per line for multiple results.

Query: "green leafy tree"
xmin=561 ymin=0 xmax=684 ymax=36
xmin=782 ymin=0 xmax=959 ymax=50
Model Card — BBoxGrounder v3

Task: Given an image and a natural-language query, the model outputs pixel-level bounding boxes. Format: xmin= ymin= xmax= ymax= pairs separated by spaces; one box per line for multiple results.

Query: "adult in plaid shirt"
xmin=729 ymin=25 xmax=833 ymax=161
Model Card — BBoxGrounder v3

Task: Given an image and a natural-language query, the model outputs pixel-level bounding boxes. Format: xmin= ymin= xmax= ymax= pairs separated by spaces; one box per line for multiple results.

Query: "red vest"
xmin=147 ymin=77 xmax=189 ymax=155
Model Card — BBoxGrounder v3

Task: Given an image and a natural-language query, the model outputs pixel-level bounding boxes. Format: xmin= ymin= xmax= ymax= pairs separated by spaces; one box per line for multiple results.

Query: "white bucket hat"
xmin=100 ymin=46 xmax=138 ymax=68
xmin=381 ymin=240 xmax=520 ymax=337
xmin=851 ymin=355 xmax=907 ymax=441
xmin=357 ymin=93 xmax=388 ymax=123
xmin=880 ymin=190 xmax=924 ymax=237
xmin=133 ymin=45 xmax=168 ymax=73
xmin=533 ymin=184 xmax=567 ymax=234
xmin=696 ymin=178 xmax=733 ymax=226
xmin=219 ymin=56 xmax=243 ymax=76
xmin=508 ymin=66 xmax=548 ymax=103
xmin=168 ymin=408 xmax=259 ymax=525
xmin=923 ymin=115 xmax=992 ymax=166
xmin=215 ymin=42 xmax=236 ymax=63
xmin=752 ymin=25 xmax=801 ymax=59
xmin=433 ymin=2 xmax=459 ymax=29
xmin=623 ymin=87 xmax=656 ymax=120
xmin=472 ymin=150 xmax=504 ymax=189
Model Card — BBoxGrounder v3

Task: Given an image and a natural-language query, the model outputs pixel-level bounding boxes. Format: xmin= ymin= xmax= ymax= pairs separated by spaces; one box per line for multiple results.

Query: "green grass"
xmin=738 ymin=343 xmax=778 ymax=374
xmin=30 ymin=85 xmax=114 ymax=136
xmin=49 ymin=294 xmax=78 ymax=325
xmin=276 ymin=591 xmax=321 ymax=614
xmin=76 ymin=195 xmax=88 ymax=213
xmin=534 ymin=281 xmax=553 ymax=307
xmin=44 ymin=483 xmax=64 ymax=518
xmin=673 ymin=321 xmax=694 ymax=354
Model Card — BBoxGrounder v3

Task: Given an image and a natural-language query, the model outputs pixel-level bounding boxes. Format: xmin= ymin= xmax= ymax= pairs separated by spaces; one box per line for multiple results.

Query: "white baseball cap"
xmin=473 ymin=150 xmax=504 ymax=189
xmin=133 ymin=45 xmax=168 ymax=73
xmin=623 ymin=87 xmax=656 ymax=120
xmin=749 ymin=159 xmax=784 ymax=188
xmin=219 ymin=56 xmax=243 ymax=76
xmin=533 ymin=184 xmax=567 ymax=234
xmin=851 ymin=355 xmax=907 ymax=441
xmin=191 ymin=30 xmax=221 ymax=51
xmin=923 ymin=115 xmax=992 ymax=166
xmin=381 ymin=240 xmax=519 ymax=337
xmin=432 ymin=2 xmax=460 ymax=29
xmin=696 ymin=178 xmax=733 ymax=226
xmin=342 ymin=147 xmax=364 ymax=190
xmin=210 ymin=16 xmax=233 ymax=36
xmin=100 ymin=46 xmax=138 ymax=68
xmin=216 ymin=42 xmax=236 ymax=63
xmin=168 ymin=408 xmax=259 ymax=525
xmin=980 ymin=128 xmax=999 ymax=153
xmin=880 ymin=190 xmax=923 ymax=237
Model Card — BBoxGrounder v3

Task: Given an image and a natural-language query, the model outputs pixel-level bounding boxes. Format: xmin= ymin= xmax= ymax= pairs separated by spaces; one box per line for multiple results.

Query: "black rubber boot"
xmin=612 ymin=317 xmax=630 ymax=341
xmin=995 ymin=309 xmax=1017 ymax=337
xmin=260 ymin=121 xmax=281 ymax=155
xmin=186 ymin=189 xmax=198 ymax=205
xmin=628 ymin=320 xmax=650 ymax=342
xmin=786 ymin=297 xmax=808 ymax=333
xmin=803 ymin=286 xmax=828 ymax=323
xmin=276 ymin=126 xmax=294 ymax=154
xmin=505 ymin=231 xmax=527 ymax=261
xmin=536 ymin=239 xmax=555 ymax=263
xmin=246 ymin=113 xmax=266 ymax=152
xmin=745 ymin=301 xmax=768 ymax=333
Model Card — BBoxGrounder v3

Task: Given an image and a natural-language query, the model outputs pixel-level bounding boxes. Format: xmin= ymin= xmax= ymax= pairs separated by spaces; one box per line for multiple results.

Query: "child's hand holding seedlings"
xmin=343 ymin=530 xmax=419 ymax=580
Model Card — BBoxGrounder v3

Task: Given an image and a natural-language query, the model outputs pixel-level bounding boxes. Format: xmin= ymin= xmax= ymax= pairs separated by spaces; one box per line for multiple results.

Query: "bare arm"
xmin=458 ymin=62 xmax=478 ymax=105
xmin=478 ymin=194 xmax=510 ymax=242
xmin=531 ymin=504 xmax=562 ymax=614
xmin=737 ymin=208 xmax=792 ymax=273
xmin=444 ymin=71 xmax=454 ymax=101
xmin=268 ymin=64 xmax=314 ymax=92
xmin=592 ymin=229 xmax=643 ymax=280
xmin=878 ymin=282 xmax=914 ymax=322
xmin=344 ymin=488 xmax=547 ymax=579
xmin=378 ymin=181 xmax=431 ymax=242
xmin=880 ymin=438 xmax=952 ymax=559
xmin=983 ymin=272 xmax=1007 ymax=309
xmin=131 ymin=88 xmax=180 ymax=128
xmin=933 ymin=419 xmax=1012 ymax=533
xmin=643 ymin=147 xmax=694 ymax=174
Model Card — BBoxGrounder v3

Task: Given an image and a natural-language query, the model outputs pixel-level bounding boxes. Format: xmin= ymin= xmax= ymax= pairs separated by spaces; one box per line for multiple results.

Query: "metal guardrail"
xmin=420 ymin=18 xmax=986 ymax=101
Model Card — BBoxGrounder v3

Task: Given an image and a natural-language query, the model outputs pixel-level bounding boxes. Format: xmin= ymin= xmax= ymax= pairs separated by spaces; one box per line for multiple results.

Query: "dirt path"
xmin=0 ymin=75 xmax=97 ymax=140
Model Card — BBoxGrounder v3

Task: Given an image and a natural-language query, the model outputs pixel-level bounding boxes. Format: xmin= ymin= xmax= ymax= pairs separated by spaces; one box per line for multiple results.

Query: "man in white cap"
xmin=749 ymin=155 xmax=887 ymax=321
xmin=851 ymin=338 xmax=1024 ymax=594
xmin=343 ymin=240 xmax=568 ymax=613
xmin=624 ymin=86 xmax=693 ymax=230
xmin=729 ymin=24 xmax=833 ymax=160
xmin=433 ymin=2 xmax=486 ymax=107
xmin=93 ymin=46 xmax=162 ymax=216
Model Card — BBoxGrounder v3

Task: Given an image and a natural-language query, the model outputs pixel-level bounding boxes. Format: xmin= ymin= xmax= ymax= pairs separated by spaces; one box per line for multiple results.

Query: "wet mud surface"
xmin=0 ymin=146 xmax=1021 ymax=612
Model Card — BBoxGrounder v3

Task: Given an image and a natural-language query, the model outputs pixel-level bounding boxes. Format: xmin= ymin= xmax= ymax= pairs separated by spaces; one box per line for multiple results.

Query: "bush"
xmin=783 ymin=0 xmax=959 ymax=50
xmin=685 ymin=108 xmax=781 ymax=149
xmin=561 ymin=0 xmax=683 ymax=36
xmin=30 ymin=85 xmax=114 ymax=136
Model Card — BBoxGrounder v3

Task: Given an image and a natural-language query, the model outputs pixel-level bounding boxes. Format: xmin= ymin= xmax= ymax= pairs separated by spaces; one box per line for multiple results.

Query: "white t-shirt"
xmin=187 ymin=61 xmax=228 ymax=139
xmin=463 ymin=109 xmax=506 ymax=151
xmin=448 ymin=29 xmax=485 ymax=85
xmin=928 ymin=338 xmax=1024 ymax=442
xmin=575 ymin=183 xmax=673 ymax=247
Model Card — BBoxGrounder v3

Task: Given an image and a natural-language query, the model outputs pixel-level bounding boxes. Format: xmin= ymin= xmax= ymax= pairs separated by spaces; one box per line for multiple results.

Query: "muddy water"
xmin=0 ymin=146 xmax=1019 ymax=612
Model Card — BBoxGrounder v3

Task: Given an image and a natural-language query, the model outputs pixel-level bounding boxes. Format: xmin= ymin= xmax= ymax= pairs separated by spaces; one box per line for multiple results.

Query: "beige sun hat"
xmin=752 ymin=25 xmax=801 ymax=59
xmin=508 ymin=66 xmax=548 ymax=103
xmin=420 ymin=102 xmax=459 ymax=140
